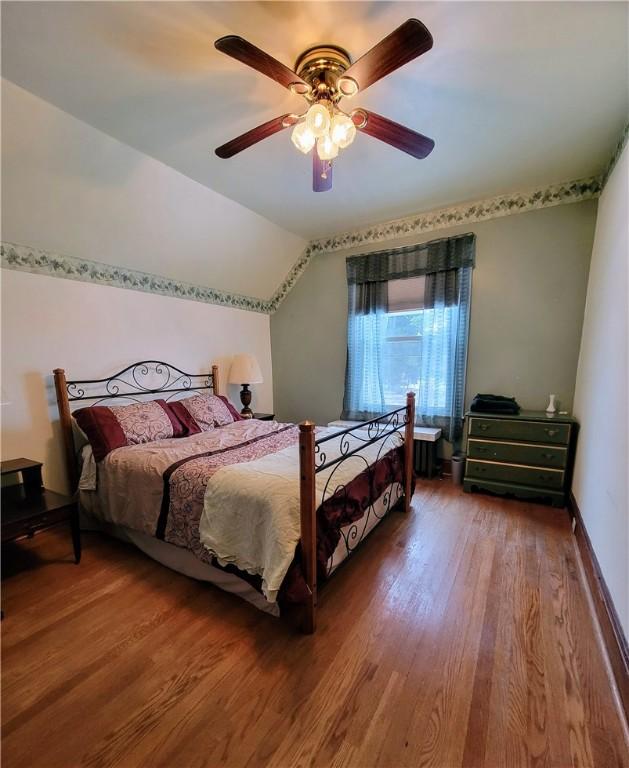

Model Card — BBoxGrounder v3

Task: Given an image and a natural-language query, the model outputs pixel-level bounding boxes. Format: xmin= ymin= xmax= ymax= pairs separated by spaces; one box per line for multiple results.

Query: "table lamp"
xmin=228 ymin=354 xmax=263 ymax=418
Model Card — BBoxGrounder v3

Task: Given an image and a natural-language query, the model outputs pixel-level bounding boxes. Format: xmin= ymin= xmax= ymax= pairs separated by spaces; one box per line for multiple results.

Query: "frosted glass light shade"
xmin=229 ymin=354 xmax=263 ymax=384
xmin=330 ymin=113 xmax=356 ymax=149
xmin=305 ymin=103 xmax=331 ymax=138
xmin=316 ymin=134 xmax=339 ymax=161
xmin=291 ymin=122 xmax=316 ymax=154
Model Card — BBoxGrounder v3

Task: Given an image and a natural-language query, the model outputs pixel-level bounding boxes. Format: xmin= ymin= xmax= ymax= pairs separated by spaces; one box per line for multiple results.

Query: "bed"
xmin=54 ymin=361 xmax=416 ymax=632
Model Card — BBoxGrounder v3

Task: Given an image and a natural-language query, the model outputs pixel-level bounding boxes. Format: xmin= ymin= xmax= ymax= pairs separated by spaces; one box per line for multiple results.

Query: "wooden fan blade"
xmin=215 ymin=35 xmax=311 ymax=95
xmin=338 ymin=19 xmax=432 ymax=96
xmin=215 ymin=114 xmax=298 ymax=158
xmin=313 ymin=153 xmax=333 ymax=192
xmin=352 ymin=109 xmax=434 ymax=159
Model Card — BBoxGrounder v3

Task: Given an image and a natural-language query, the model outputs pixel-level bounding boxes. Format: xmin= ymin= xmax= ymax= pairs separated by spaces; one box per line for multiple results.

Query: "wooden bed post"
xmin=212 ymin=364 xmax=220 ymax=395
xmin=53 ymin=368 xmax=78 ymax=492
xmin=298 ymin=420 xmax=317 ymax=634
xmin=404 ymin=392 xmax=416 ymax=514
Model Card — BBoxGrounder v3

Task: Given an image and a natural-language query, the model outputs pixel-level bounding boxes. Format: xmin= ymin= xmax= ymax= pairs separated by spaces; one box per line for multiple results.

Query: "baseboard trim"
xmin=568 ymin=492 xmax=629 ymax=723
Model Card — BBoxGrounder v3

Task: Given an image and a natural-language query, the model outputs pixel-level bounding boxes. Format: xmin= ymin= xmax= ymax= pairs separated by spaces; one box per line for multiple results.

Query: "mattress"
xmin=79 ymin=418 xmax=405 ymax=611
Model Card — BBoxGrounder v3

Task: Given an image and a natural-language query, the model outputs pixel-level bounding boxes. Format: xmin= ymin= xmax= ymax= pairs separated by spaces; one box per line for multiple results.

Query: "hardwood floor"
xmin=2 ymin=480 xmax=627 ymax=768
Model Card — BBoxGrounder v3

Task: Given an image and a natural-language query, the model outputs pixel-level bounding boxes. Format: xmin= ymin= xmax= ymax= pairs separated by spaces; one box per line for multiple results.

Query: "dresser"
xmin=463 ymin=411 xmax=578 ymax=507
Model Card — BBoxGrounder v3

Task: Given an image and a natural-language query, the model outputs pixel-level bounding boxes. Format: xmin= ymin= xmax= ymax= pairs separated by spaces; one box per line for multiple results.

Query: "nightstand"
xmin=253 ymin=413 xmax=275 ymax=421
xmin=1 ymin=458 xmax=81 ymax=563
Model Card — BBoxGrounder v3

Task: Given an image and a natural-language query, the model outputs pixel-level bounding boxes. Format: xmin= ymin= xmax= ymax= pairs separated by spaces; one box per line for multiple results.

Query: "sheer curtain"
xmin=343 ymin=281 xmax=389 ymax=420
xmin=342 ymin=233 xmax=475 ymax=441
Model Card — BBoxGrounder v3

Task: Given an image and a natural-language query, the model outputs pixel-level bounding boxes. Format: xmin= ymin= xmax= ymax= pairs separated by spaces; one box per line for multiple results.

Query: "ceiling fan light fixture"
xmin=337 ymin=76 xmax=359 ymax=97
xmin=316 ymin=133 xmax=339 ymax=161
xmin=305 ymin=102 xmax=331 ymax=138
xmin=330 ymin=113 xmax=356 ymax=149
xmin=213 ymin=20 xmax=436 ymax=191
xmin=350 ymin=109 xmax=368 ymax=130
xmin=291 ymin=121 xmax=316 ymax=154
xmin=289 ymin=82 xmax=310 ymax=96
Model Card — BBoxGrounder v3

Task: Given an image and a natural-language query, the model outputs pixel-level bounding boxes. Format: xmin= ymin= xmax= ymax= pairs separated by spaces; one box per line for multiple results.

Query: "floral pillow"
xmin=169 ymin=393 xmax=242 ymax=433
xmin=74 ymin=399 xmax=184 ymax=461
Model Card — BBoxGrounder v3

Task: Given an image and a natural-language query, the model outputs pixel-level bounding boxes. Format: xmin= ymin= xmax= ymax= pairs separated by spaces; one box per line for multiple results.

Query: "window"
xmin=381 ymin=305 xmax=458 ymax=412
xmin=348 ymin=301 xmax=460 ymax=415
xmin=342 ymin=234 xmax=474 ymax=441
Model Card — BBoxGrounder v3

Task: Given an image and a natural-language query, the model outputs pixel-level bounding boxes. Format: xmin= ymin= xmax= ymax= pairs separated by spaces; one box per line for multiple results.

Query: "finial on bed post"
xmin=211 ymin=365 xmax=220 ymax=395
xmin=404 ymin=392 xmax=416 ymax=514
xmin=53 ymin=368 xmax=78 ymax=493
xmin=298 ymin=420 xmax=317 ymax=634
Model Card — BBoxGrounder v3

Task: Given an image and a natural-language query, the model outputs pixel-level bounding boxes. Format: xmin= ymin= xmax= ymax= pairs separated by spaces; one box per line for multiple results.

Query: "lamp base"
xmin=239 ymin=384 xmax=253 ymax=418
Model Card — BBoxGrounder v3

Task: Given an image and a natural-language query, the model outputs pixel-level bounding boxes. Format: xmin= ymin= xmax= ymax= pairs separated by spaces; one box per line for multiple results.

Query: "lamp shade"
xmin=228 ymin=354 xmax=263 ymax=385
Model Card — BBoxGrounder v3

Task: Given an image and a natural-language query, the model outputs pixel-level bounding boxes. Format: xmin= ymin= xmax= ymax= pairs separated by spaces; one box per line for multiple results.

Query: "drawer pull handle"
xmin=479 ymin=424 xmax=489 ymax=431
xmin=545 ymin=429 xmax=558 ymax=437
xmin=541 ymin=453 xmax=554 ymax=460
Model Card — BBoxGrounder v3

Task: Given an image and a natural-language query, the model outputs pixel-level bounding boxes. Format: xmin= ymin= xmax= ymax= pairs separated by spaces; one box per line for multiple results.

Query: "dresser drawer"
xmin=465 ymin=459 xmax=565 ymax=490
xmin=467 ymin=438 xmax=568 ymax=469
xmin=468 ymin=417 xmax=570 ymax=445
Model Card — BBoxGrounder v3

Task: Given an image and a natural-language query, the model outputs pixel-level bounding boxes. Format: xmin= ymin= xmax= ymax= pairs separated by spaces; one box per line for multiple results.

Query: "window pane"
xmin=380 ymin=306 xmax=458 ymax=411
xmin=385 ymin=310 xmax=423 ymax=340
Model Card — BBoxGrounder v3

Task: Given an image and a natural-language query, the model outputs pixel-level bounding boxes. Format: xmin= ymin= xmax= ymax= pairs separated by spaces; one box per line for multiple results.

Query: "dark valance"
xmin=346 ymin=232 xmax=476 ymax=285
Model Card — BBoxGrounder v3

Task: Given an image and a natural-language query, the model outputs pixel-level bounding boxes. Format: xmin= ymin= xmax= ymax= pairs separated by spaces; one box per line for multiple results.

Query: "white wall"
xmin=0 ymin=80 xmax=299 ymax=494
xmin=1 ymin=79 xmax=306 ymax=300
xmin=572 ymin=143 xmax=628 ymax=637
xmin=0 ymin=269 xmax=273 ymax=494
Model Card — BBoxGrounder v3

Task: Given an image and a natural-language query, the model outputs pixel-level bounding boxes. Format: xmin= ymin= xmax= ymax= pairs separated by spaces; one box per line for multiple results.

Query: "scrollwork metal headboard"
xmin=64 ymin=360 xmax=217 ymax=405
xmin=53 ymin=360 xmax=219 ymax=490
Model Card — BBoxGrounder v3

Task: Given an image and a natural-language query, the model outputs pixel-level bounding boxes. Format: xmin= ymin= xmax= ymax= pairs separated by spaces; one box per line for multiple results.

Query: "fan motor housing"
xmin=294 ymin=45 xmax=353 ymax=102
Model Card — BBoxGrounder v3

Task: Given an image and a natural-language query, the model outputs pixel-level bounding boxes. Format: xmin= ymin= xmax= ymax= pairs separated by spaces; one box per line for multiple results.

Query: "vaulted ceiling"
xmin=2 ymin=1 xmax=627 ymax=240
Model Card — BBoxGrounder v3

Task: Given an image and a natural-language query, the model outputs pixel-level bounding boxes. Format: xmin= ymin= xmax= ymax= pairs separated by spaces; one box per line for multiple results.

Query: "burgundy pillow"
xmin=218 ymin=395 xmax=244 ymax=423
xmin=74 ymin=399 xmax=183 ymax=461
xmin=171 ymin=393 xmax=243 ymax=433
xmin=167 ymin=400 xmax=202 ymax=436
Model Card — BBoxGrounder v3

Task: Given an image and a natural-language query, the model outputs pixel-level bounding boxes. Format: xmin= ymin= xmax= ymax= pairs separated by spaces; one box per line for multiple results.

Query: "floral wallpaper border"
xmin=269 ymin=174 xmax=602 ymax=310
xmin=0 ymin=172 xmax=604 ymax=315
xmin=0 ymin=242 xmax=274 ymax=314
xmin=601 ymin=121 xmax=628 ymax=188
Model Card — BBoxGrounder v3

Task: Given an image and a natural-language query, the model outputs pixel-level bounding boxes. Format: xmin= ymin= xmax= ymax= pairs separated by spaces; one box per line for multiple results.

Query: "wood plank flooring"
xmin=2 ymin=480 xmax=628 ymax=768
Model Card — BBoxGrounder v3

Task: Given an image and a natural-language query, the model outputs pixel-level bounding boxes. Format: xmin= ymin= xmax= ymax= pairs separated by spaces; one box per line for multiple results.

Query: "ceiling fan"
xmin=214 ymin=19 xmax=435 ymax=192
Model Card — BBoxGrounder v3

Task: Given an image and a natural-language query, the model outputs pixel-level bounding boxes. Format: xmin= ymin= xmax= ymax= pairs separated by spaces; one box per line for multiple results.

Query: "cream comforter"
xmin=198 ymin=426 xmax=403 ymax=602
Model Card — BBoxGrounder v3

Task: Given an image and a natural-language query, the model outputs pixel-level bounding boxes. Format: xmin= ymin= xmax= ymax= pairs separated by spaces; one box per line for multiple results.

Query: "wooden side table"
xmin=1 ymin=459 xmax=81 ymax=563
xmin=253 ymin=413 xmax=275 ymax=421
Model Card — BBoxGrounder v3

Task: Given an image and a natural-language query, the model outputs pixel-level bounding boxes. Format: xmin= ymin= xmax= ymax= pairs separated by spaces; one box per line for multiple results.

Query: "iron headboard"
xmin=53 ymin=360 xmax=219 ymax=490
